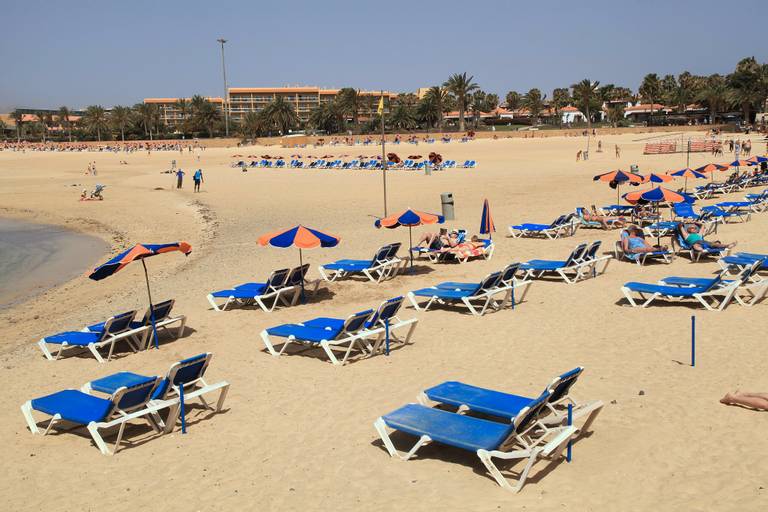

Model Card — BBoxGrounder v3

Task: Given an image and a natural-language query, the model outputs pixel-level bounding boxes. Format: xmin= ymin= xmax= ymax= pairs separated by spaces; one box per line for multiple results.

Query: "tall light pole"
xmin=217 ymin=38 xmax=230 ymax=137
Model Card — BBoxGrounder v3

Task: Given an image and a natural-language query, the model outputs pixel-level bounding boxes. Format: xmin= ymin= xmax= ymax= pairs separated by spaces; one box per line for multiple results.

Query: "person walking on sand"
xmin=576 ymin=150 xmax=582 ymax=161
xmin=193 ymin=168 xmax=204 ymax=192
xmin=176 ymin=168 xmax=185 ymax=189
xmin=615 ymin=144 xmax=621 ymax=158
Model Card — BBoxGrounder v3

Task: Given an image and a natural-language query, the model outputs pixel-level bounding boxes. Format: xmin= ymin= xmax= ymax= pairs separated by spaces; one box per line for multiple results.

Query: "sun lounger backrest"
xmin=499 ymin=263 xmax=521 ymax=285
xmin=564 ymin=244 xmax=588 ymax=267
xmin=104 ymin=311 xmax=137 ymax=336
xmin=674 ymin=203 xmax=696 ymax=218
xmin=265 ymin=268 xmax=291 ymax=290
xmin=385 ymin=242 xmax=402 ymax=259
xmin=372 ymin=245 xmax=393 ymax=264
xmin=497 ymin=390 xmax=552 ymax=450
xmin=368 ymin=296 xmax=405 ymax=327
xmin=546 ymin=367 xmax=584 ymax=403
xmin=341 ymin=309 xmax=375 ymax=336
xmin=473 ymin=271 xmax=502 ymax=295
xmin=584 ymin=241 xmax=602 ymax=260
xmin=137 ymin=300 xmax=174 ymax=325
xmin=110 ymin=377 xmax=160 ymax=415
xmin=286 ymin=264 xmax=310 ymax=287
xmin=549 ymin=215 xmax=566 ymax=228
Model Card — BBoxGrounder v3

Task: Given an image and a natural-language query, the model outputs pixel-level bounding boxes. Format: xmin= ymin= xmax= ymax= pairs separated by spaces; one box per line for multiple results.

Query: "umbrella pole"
xmin=408 ymin=227 xmax=413 ymax=272
xmin=142 ymin=259 xmax=159 ymax=349
xmin=299 ymin=248 xmax=306 ymax=304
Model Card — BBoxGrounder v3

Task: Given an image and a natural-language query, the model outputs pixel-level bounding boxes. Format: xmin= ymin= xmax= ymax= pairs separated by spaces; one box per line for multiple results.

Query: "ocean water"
xmin=0 ymin=218 xmax=109 ymax=309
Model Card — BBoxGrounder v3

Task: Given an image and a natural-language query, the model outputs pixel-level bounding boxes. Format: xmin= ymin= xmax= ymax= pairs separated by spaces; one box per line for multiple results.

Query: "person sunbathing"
xmin=622 ymin=226 xmax=666 ymax=254
xmin=684 ymin=224 xmax=736 ymax=251
xmin=720 ymin=391 xmax=768 ymax=410
xmin=580 ymin=206 xmax=624 ymax=230
xmin=416 ymin=228 xmax=449 ymax=250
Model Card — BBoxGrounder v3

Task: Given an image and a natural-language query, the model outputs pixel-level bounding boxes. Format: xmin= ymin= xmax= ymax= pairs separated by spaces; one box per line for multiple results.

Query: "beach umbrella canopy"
xmin=480 ymin=199 xmax=495 ymax=239
xmin=669 ymin=168 xmax=707 ymax=192
xmin=375 ymin=208 xmax=444 ymax=269
xmin=594 ymin=169 xmax=644 ymax=202
xmin=728 ymin=159 xmax=754 ymax=167
xmin=89 ymin=242 xmax=192 ymax=348
xmin=747 ymin=155 xmax=767 ymax=163
xmin=643 ymin=172 xmax=673 ymax=183
xmin=258 ymin=225 xmax=340 ymax=302
xmin=623 ymin=186 xmax=691 ymax=204
xmin=695 ymin=163 xmax=728 ymax=173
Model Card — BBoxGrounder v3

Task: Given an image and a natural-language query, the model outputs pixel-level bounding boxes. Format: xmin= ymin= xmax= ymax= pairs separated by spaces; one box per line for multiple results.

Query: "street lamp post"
xmin=217 ymin=38 xmax=230 ymax=137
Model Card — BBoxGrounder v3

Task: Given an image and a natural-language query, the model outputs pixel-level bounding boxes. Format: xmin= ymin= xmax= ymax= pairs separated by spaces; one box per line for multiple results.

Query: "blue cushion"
xmin=31 ymin=390 xmax=113 ymax=424
xmin=662 ymin=277 xmax=733 ymax=288
xmin=88 ymin=372 xmax=155 ymax=394
xmin=435 ymin=282 xmax=477 ymax=291
xmin=44 ymin=331 xmax=103 ymax=346
xmin=233 ymin=283 xmax=268 ymax=294
xmin=411 ymin=287 xmax=474 ymax=299
xmin=302 ymin=317 xmax=345 ymax=331
xmin=624 ymin=282 xmax=710 ymax=296
xmin=210 ymin=288 xmax=266 ymax=299
xmin=382 ymin=404 xmax=513 ymax=452
xmin=511 ymin=223 xmax=549 ymax=231
xmin=425 ymin=381 xmax=534 ymax=420
xmin=520 ymin=260 xmax=567 ymax=271
xmin=266 ymin=324 xmax=343 ymax=342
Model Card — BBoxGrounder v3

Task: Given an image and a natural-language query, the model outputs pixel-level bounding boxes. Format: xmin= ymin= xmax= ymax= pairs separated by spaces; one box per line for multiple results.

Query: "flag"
xmin=377 ymin=96 xmax=384 ymax=115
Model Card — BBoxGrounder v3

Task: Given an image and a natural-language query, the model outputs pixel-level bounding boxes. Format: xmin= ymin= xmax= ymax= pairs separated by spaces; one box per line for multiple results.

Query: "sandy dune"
xmin=1 ymin=131 xmax=767 ymax=511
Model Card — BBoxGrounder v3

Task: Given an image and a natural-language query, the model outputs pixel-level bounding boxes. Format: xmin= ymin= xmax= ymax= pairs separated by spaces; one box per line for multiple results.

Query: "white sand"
xmin=1 ymin=132 xmax=767 ymax=511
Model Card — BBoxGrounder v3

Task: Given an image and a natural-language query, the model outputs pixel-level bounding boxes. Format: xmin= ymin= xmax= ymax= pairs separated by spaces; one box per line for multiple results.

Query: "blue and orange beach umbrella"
xmin=747 ymin=155 xmax=767 ymax=164
xmin=480 ymin=199 xmax=495 ymax=240
xmin=375 ymin=208 xmax=444 ymax=269
xmin=643 ymin=172 xmax=673 ymax=184
xmin=258 ymin=225 xmax=340 ymax=302
xmin=593 ymin=170 xmax=644 ymax=202
xmin=668 ymin=168 xmax=707 ymax=192
xmin=89 ymin=242 xmax=192 ymax=348
xmin=695 ymin=163 xmax=729 ymax=182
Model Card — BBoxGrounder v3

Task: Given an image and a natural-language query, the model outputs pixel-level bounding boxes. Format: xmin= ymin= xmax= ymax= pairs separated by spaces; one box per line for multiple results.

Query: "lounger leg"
xmin=374 ymin=418 xmax=431 ymax=460
xmin=206 ymin=293 xmax=223 ymax=312
xmin=260 ymin=330 xmax=280 ymax=357
xmin=319 ymin=340 xmax=342 ymax=366
xmin=87 ymin=422 xmax=113 ymax=455
xmin=215 ymin=383 xmax=230 ymax=412
xmin=406 ymin=292 xmax=424 ymax=311
xmin=20 ymin=401 xmax=41 ymax=434
xmin=477 ymin=448 xmax=540 ymax=493
xmin=176 ymin=316 xmax=187 ymax=339
xmin=38 ymin=339 xmax=56 ymax=361
xmin=88 ymin=342 xmax=107 ymax=363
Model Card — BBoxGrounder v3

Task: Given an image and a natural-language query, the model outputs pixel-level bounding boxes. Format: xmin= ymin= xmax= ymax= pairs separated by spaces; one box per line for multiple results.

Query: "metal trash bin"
xmin=441 ymin=192 xmax=455 ymax=220
xmin=630 ymin=164 xmax=639 ymax=173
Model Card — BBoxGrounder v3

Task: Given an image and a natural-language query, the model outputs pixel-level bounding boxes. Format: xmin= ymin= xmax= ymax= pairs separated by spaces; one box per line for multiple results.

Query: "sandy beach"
xmin=1 ymin=131 xmax=767 ymax=511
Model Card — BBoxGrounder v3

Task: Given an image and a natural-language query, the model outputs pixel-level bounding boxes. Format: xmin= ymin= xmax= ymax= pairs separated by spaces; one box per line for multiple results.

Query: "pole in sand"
xmin=380 ymin=90 xmax=388 ymax=217
xmin=566 ymin=404 xmax=573 ymax=462
xmin=691 ymin=315 xmax=696 ymax=367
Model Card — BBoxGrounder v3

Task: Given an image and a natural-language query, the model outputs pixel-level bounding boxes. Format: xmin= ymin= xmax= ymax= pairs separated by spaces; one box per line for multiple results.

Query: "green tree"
xmin=241 ymin=111 xmax=265 ymax=138
xmin=443 ymin=72 xmax=479 ymax=131
xmin=308 ymin=102 xmax=344 ymax=134
xmin=422 ymin=86 xmax=451 ymax=130
xmin=174 ymin=98 xmax=189 ymax=133
xmin=10 ymin=110 xmax=24 ymax=141
xmin=552 ymin=87 xmax=571 ymax=126
xmin=110 ymin=106 xmax=132 ymax=142
xmin=639 ymin=73 xmax=662 ymax=124
xmin=58 ymin=106 xmax=73 ymax=142
xmin=262 ymin=96 xmax=298 ymax=135
xmin=571 ymin=79 xmax=601 ymax=129
xmin=133 ymin=103 xmax=158 ymax=139
xmin=336 ymin=88 xmax=360 ymax=131
xmin=390 ymin=103 xmax=417 ymax=130
xmin=83 ymin=105 xmax=109 ymax=141
xmin=606 ymin=103 xmax=626 ymax=127
xmin=698 ymin=74 xmax=729 ymax=124
xmin=505 ymin=91 xmax=522 ymax=110
xmin=523 ymin=88 xmax=545 ymax=124
xmin=36 ymin=111 xmax=50 ymax=142
xmin=727 ymin=57 xmax=765 ymax=123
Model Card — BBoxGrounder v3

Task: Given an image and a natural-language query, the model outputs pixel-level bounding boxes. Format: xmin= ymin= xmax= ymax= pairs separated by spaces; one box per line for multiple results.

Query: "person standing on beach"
xmin=193 ymin=169 xmax=204 ymax=192
xmin=615 ymin=144 xmax=621 ymax=158
xmin=176 ymin=168 xmax=185 ymax=189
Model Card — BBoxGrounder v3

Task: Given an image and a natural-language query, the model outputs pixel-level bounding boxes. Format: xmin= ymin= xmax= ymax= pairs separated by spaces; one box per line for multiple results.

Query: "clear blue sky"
xmin=2 ymin=0 xmax=766 ymax=111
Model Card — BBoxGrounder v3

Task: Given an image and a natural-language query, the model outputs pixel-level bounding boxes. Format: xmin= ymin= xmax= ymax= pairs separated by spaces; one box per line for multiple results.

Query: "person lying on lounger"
xmin=720 ymin=391 xmax=768 ymax=410
xmin=580 ymin=206 xmax=625 ymax=229
xmin=684 ymin=224 xmax=736 ymax=251
xmin=416 ymin=228 xmax=458 ymax=250
xmin=622 ymin=226 xmax=667 ymax=254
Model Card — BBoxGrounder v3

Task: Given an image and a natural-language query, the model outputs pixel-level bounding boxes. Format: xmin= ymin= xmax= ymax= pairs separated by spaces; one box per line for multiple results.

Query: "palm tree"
xmin=36 ymin=111 xmax=49 ymax=142
xmin=174 ymin=98 xmax=189 ymax=133
xmin=83 ymin=105 xmax=109 ymax=141
xmin=504 ymin=91 xmax=522 ymax=110
xmin=698 ymin=74 xmax=728 ymax=124
xmin=470 ymin=91 xmax=487 ymax=127
xmin=523 ymin=88 xmax=545 ymax=124
xmin=423 ymin=86 xmax=451 ymax=130
xmin=571 ymin=79 xmax=600 ymax=130
xmin=727 ymin=57 xmax=764 ymax=123
xmin=390 ymin=104 xmax=417 ymax=130
xmin=58 ymin=106 xmax=73 ymax=142
xmin=110 ymin=106 xmax=132 ymax=142
xmin=195 ymin=102 xmax=221 ymax=137
xmin=606 ymin=104 xmax=625 ymax=127
xmin=262 ymin=96 xmax=298 ymax=135
xmin=241 ymin=111 xmax=265 ymax=138
xmin=417 ymin=95 xmax=440 ymax=129
xmin=443 ymin=72 xmax=479 ymax=131
xmin=10 ymin=110 xmax=24 ymax=142
xmin=133 ymin=103 xmax=155 ymax=139
xmin=309 ymin=101 xmax=344 ymax=134
xmin=639 ymin=73 xmax=662 ymax=124
xmin=336 ymin=88 xmax=360 ymax=131
xmin=551 ymin=88 xmax=571 ymax=126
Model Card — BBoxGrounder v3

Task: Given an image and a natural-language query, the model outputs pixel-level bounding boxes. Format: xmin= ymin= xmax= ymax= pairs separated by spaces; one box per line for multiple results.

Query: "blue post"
xmin=179 ymin=384 xmax=187 ymax=434
xmin=510 ymin=287 xmax=515 ymax=310
xmin=385 ymin=318 xmax=390 ymax=356
xmin=566 ymin=404 xmax=573 ymax=462
xmin=691 ymin=315 xmax=696 ymax=367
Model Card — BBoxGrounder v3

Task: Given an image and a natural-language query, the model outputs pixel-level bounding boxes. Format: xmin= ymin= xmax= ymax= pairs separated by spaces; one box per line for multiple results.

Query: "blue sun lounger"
xmin=519 ymin=243 xmax=611 ymax=284
xmin=614 ymin=231 xmax=673 ymax=266
xmin=508 ymin=214 xmax=576 ymax=239
xmin=38 ymin=310 xmax=148 ymax=363
xmin=407 ymin=271 xmax=505 ymax=315
xmin=82 ymin=352 xmax=230 ymax=432
xmin=207 ymin=268 xmax=294 ymax=312
xmin=84 ymin=299 xmax=187 ymax=350
xmin=374 ymin=390 xmax=576 ymax=492
xmin=660 ymin=260 xmax=768 ymax=307
xmin=435 ymin=263 xmax=532 ymax=309
xmin=719 ymin=252 xmax=768 ymax=277
xmin=672 ymin=225 xmax=728 ymax=262
xmin=418 ymin=367 xmax=603 ymax=430
xmin=318 ymin=243 xmax=404 ymax=283
xmin=21 ymin=375 xmax=167 ymax=455
xmin=620 ymin=275 xmax=738 ymax=310
xmin=702 ymin=205 xmax=750 ymax=223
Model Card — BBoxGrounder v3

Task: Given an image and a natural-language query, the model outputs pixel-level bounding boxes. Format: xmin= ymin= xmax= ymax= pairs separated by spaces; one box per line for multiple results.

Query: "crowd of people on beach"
xmin=0 ymin=141 xmax=205 ymax=153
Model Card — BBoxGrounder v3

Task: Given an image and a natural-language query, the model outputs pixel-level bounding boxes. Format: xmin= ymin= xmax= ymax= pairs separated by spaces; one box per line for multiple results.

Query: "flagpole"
xmin=380 ymin=90 xmax=388 ymax=217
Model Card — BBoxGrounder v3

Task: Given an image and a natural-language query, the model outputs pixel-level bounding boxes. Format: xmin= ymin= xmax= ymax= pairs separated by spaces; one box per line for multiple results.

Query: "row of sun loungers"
xmin=21 ymin=353 xmax=229 ymax=455
xmin=375 ymin=367 xmax=603 ymax=492
xmin=230 ymin=159 xmax=478 ymax=170
xmin=508 ymin=214 xmax=579 ymax=239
